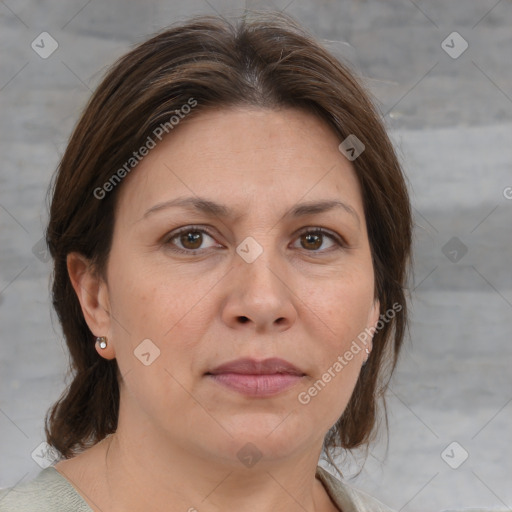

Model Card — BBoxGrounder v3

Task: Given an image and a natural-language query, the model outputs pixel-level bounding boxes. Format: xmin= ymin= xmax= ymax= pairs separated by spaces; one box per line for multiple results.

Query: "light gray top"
xmin=0 ymin=464 xmax=395 ymax=511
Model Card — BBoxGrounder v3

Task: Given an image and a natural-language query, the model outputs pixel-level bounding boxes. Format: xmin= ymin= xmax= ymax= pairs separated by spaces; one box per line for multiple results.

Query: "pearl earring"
xmin=96 ymin=336 xmax=107 ymax=349
xmin=363 ymin=347 xmax=370 ymax=366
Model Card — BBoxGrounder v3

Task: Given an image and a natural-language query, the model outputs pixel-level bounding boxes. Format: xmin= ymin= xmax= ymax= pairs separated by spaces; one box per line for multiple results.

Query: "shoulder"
xmin=316 ymin=465 xmax=396 ymax=512
xmin=0 ymin=467 xmax=92 ymax=512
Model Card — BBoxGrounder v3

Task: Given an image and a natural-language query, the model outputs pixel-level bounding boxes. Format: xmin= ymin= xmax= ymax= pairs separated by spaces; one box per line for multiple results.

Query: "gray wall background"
xmin=1 ymin=0 xmax=511 ymax=510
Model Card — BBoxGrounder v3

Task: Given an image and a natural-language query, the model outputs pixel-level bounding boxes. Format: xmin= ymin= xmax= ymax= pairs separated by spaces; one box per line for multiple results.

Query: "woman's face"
xmin=84 ymin=106 xmax=379 ymax=465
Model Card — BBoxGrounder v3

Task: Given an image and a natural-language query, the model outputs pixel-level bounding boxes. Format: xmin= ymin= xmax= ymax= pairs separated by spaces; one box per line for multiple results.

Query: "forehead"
xmin=114 ymin=106 xmax=364 ymax=225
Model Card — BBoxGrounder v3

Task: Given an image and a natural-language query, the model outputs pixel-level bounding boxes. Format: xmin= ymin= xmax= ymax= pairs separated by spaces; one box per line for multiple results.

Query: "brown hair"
xmin=44 ymin=11 xmax=412 ymax=464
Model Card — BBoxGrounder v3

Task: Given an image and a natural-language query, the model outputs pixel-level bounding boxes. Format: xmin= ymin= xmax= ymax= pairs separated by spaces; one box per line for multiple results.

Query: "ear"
xmin=366 ymin=298 xmax=381 ymax=353
xmin=66 ymin=252 xmax=115 ymax=360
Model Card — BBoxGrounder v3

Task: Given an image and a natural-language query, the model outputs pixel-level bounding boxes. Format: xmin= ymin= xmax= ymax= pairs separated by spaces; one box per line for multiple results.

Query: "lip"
xmin=206 ymin=357 xmax=306 ymax=397
xmin=207 ymin=357 xmax=305 ymax=376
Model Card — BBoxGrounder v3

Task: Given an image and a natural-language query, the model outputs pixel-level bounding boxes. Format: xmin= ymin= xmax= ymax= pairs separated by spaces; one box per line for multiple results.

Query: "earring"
xmin=363 ymin=347 xmax=370 ymax=365
xmin=96 ymin=336 xmax=107 ymax=349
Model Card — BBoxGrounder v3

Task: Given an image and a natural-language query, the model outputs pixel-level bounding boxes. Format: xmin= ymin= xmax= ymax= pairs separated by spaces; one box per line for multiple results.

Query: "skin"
xmin=57 ymin=106 xmax=380 ymax=512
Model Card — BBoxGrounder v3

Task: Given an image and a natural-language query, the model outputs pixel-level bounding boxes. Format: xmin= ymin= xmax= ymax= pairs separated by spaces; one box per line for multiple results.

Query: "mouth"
xmin=205 ymin=357 xmax=306 ymax=397
xmin=207 ymin=357 xmax=305 ymax=376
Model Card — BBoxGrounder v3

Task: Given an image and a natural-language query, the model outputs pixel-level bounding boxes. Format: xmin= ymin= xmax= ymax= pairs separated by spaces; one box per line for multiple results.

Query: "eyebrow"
xmin=141 ymin=196 xmax=360 ymax=226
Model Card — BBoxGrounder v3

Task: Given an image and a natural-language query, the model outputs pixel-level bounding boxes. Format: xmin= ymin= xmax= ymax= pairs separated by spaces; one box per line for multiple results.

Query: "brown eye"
xmin=300 ymin=232 xmax=323 ymax=250
xmin=165 ymin=227 xmax=219 ymax=253
xmin=164 ymin=226 xmax=343 ymax=255
xmin=293 ymin=228 xmax=343 ymax=253
xmin=179 ymin=230 xmax=203 ymax=250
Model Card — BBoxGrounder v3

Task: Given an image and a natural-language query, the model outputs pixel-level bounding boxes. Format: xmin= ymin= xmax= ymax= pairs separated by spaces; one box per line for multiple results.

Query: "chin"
xmin=204 ymin=415 xmax=312 ymax=462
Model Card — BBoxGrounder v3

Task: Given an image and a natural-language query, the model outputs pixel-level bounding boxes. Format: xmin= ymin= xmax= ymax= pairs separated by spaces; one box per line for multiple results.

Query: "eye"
xmin=163 ymin=226 xmax=345 ymax=255
xmin=292 ymin=228 xmax=344 ymax=253
xmin=164 ymin=226 xmax=221 ymax=254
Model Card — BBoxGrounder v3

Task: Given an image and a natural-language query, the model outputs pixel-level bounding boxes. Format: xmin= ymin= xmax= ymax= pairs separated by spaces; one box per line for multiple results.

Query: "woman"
xmin=0 ymin=11 xmax=411 ymax=512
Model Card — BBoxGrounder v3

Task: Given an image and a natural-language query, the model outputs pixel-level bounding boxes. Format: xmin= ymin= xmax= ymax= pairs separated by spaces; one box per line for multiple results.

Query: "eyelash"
xmin=163 ymin=225 xmax=346 ymax=255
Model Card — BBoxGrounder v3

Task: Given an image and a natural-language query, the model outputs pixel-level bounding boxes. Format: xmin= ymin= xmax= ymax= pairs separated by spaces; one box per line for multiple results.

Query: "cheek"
xmin=106 ymin=254 xmax=187 ymax=337
xmin=105 ymin=259 xmax=197 ymax=424
xmin=106 ymin=254 xmax=218 ymax=379
xmin=104 ymin=255 xmax=170 ymax=379
xmin=293 ymin=269 xmax=373 ymax=394
xmin=307 ymin=269 xmax=374 ymax=342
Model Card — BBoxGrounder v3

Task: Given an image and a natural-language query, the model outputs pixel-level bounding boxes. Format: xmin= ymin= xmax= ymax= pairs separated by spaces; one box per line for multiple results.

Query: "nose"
xmin=221 ymin=247 xmax=297 ymax=334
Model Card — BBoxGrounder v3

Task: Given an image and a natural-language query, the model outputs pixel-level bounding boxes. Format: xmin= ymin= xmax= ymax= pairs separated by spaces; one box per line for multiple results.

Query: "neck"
xmin=99 ymin=419 xmax=336 ymax=512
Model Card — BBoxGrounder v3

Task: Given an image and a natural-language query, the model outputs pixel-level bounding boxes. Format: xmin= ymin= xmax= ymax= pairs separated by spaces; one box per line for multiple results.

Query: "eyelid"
xmin=294 ymin=226 xmax=347 ymax=248
xmin=162 ymin=225 xmax=221 ymax=253
xmin=163 ymin=224 xmax=346 ymax=254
